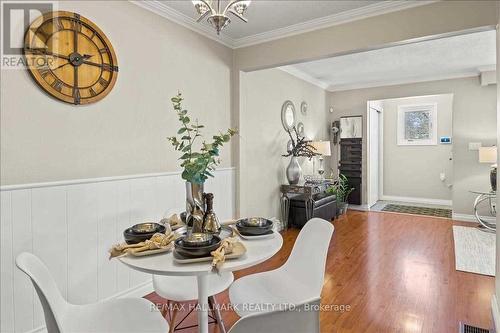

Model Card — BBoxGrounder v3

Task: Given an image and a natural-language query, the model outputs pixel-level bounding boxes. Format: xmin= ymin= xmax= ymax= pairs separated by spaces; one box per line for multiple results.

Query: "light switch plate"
xmin=468 ymin=142 xmax=482 ymax=151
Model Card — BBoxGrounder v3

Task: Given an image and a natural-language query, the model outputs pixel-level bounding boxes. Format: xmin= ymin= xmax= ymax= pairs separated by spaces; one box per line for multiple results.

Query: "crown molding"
xmin=129 ymin=0 xmax=236 ymax=48
xmin=278 ymin=66 xmax=329 ymax=90
xmin=233 ymin=1 xmax=438 ymax=48
xmin=130 ymin=0 xmax=437 ymax=50
xmin=326 ymin=71 xmax=480 ymax=92
xmin=278 ymin=66 xmax=484 ymax=92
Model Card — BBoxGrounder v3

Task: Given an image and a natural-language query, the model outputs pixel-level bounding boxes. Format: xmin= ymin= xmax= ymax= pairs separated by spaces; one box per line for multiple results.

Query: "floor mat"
xmin=453 ymin=225 xmax=495 ymax=276
xmin=381 ymin=204 xmax=452 ymax=218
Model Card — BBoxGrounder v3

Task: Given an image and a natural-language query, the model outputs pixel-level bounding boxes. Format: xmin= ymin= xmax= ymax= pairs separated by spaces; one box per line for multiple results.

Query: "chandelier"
xmin=192 ymin=0 xmax=251 ymax=35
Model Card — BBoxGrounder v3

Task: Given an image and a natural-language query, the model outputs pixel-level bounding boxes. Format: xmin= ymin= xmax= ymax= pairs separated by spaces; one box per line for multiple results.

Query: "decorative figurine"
xmin=203 ymin=193 xmax=221 ymax=233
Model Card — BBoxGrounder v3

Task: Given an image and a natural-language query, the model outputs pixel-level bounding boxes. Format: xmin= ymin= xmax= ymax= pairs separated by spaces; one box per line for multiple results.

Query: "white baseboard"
xmin=380 ymin=195 xmax=452 ymax=207
xmin=452 ymin=212 xmax=495 ymax=223
xmin=347 ymin=204 xmax=370 ymax=211
xmin=25 ymin=281 xmax=154 ymax=333
xmin=492 ymin=295 xmax=500 ymax=333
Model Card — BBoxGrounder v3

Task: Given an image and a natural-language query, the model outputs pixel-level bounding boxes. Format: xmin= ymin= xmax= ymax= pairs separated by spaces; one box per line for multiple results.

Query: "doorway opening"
xmin=367 ymin=94 xmax=454 ymax=217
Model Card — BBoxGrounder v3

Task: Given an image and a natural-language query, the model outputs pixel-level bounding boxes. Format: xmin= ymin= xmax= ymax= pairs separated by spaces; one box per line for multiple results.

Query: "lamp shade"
xmin=479 ymin=146 xmax=497 ymax=164
xmin=312 ymin=141 xmax=331 ymax=156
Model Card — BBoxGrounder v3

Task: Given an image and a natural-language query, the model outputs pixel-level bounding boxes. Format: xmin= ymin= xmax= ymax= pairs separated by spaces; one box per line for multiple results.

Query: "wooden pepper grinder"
xmin=202 ymin=193 xmax=221 ymax=233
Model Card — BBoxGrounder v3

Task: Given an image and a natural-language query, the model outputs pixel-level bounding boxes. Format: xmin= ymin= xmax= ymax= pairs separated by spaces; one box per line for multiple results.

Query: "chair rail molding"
xmin=0 ymin=169 xmax=235 ymax=333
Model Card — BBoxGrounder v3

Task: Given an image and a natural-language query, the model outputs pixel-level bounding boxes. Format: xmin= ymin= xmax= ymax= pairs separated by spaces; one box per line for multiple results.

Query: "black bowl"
xmin=174 ymin=235 xmax=221 ymax=258
xmin=124 ymin=224 xmax=166 ymax=244
xmin=182 ymin=233 xmax=214 ymax=247
xmin=132 ymin=222 xmax=163 ymax=234
xmin=236 ymin=218 xmax=273 ymax=236
xmin=239 ymin=217 xmax=273 ymax=228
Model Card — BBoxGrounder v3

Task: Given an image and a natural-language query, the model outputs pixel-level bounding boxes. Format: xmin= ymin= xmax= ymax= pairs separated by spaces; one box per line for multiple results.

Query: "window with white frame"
xmin=397 ymin=103 xmax=437 ymax=145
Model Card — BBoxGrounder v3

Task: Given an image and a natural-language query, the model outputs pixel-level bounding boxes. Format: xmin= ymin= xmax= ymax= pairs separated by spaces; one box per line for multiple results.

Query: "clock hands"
xmin=26 ymin=47 xmax=116 ymax=72
xmin=81 ymin=59 xmax=118 ymax=72
xmin=25 ymin=48 xmax=70 ymax=60
xmin=49 ymin=54 xmax=95 ymax=71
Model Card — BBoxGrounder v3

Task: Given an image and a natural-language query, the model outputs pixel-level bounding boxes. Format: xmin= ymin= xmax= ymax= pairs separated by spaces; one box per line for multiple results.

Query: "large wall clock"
xmin=24 ymin=11 xmax=118 ymax=105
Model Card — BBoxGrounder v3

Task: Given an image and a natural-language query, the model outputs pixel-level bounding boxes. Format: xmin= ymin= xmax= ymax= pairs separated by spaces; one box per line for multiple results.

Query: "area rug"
xmin=381 ymin=204 xmax=452 ymax=218
xmin=452 ymin=226 xmax=495 ymax=276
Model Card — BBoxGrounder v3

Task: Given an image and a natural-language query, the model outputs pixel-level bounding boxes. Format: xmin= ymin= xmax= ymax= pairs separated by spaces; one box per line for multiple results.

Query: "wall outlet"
xmin=468 ymin=142 xmax=482 ymax=151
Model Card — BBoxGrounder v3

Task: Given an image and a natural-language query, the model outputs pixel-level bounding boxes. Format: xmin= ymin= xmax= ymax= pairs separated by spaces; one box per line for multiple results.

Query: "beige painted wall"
xmin=1 ymin=1 xmax=234 ymax=185
xmin=381 ymin=94 xmax=453 ymax=201
xmin=233 ymin=0 xmax=497 ymax=214
xmin=234 ymin=1 xmax=497 ymax=71
xmin=239 ymin=68 xmax=328 ymax=218
xmin=328 ymin=76 xmax=496 ymax=214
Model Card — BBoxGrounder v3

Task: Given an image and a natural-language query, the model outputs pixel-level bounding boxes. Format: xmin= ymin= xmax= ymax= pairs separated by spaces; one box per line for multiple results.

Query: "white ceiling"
xmin=280 ymin=30 xmax=496 ymax=91
xmin=161 ymin=0 xmax=381 ymax=39
xmin=133 ymin=0 xmax=434 ymax=48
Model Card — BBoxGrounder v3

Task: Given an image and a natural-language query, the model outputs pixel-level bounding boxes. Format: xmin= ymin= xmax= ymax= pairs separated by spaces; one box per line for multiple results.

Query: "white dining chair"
xmin=153 ymin=272 xmax=233 ymax=333
xmin=229 ymin=218 xmax=334 ymax=317
xmin=16 ymin=252 xmax=168 ymax=333
xmin=227 ymin=297 xmax=321 ymax=333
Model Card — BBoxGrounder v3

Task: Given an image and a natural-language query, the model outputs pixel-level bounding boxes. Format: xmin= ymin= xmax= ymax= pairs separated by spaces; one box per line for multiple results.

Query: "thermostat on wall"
xmin=440 ymin=136 xmax=452 ymax=144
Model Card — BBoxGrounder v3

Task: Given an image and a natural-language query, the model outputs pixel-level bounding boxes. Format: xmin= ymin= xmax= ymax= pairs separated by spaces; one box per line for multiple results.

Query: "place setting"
xmin=109 ymin=209 xmax=277 ymax=272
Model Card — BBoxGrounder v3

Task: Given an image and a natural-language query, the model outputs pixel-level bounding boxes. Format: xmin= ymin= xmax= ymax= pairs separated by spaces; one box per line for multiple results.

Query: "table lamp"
xmin=479 ymin=146 xmax=497 ymax=191
xmin=312 ymin=141 xmax=331 ymax=176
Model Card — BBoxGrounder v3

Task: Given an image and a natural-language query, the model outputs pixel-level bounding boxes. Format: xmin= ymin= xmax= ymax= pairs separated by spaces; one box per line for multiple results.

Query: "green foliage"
xmin=326 ymin=174 xmax=355 ymax=203
xmin=167 ymin=93 xmax=237 ymax=184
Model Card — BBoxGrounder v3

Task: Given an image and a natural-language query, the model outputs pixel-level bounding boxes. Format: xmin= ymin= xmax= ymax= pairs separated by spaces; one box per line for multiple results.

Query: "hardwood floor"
xmin=145 ymin=210 xmax=495 ymax=333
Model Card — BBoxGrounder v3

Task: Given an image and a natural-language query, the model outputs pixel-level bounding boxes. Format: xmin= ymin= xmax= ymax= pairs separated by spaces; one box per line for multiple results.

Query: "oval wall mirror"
xmin=281 ymin=100 xmax=296 ymax=132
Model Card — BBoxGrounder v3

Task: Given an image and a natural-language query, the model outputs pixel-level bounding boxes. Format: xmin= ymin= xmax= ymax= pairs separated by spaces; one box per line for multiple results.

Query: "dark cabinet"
xmin=339 ymin=138 xmax=362 ymax=205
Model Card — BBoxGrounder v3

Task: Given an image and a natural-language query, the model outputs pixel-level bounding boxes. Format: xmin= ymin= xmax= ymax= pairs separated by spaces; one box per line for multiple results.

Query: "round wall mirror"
xmin=281 ymin=100 xmax=296 ymax=132
xmin=301 ymin=101 xmax=308 ymax=115
xmin=296 ymin=122 xmax=305 ymax=137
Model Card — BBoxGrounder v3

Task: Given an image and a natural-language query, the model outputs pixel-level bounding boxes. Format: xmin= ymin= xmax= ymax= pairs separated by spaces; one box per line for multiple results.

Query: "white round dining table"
xmin=119 ymin=233 xmax=283 ymax=333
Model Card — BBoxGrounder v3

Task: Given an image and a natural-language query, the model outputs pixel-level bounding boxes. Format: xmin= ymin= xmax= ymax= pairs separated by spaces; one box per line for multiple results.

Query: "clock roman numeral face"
xmin=73 ymin=88 xmax=81 ymax=104
xmin=54 ymin=18 xmax=65 ymax=31
xmin=51 ymin=79 xmax=63 ymax=92
xmin=38 ymin=65 xmax=50 ymax=78
xmin=23 ymin=11 xmax=118 ymax=105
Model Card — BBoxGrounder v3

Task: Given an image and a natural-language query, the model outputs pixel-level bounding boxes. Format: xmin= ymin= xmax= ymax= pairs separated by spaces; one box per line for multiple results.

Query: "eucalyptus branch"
xmin=167 ymin=92 xmax=237 ymax=183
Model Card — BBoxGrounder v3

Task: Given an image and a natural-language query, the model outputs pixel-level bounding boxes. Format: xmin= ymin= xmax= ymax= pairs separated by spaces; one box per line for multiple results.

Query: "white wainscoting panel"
xmin=0 ymin=168 xmax=235 ymax=333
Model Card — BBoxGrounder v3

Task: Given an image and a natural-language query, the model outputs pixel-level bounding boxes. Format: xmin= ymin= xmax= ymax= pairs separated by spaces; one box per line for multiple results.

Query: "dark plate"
xmin=174 ymin=235 xmax=221 ymax=258
xmin=239 ymin=229 xmax=274 ymax=237
xmin=236 ymin=221 xmax=273 ymax=235
xmin=124 ymin=224 xmax=166 ymax=245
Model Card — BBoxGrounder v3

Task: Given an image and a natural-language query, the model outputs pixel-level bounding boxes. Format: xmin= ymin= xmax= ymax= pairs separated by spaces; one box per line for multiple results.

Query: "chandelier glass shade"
xmin=192 ymin=0 xmax=251 ymax=34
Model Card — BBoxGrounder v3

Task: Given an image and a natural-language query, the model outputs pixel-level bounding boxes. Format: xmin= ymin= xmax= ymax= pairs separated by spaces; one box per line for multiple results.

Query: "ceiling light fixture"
xmin=192 ymin=0 xmax=251 ymax=35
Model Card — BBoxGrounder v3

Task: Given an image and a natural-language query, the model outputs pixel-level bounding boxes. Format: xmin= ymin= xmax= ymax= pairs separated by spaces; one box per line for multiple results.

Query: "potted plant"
xmin=282 ymin=127 xmax=319 ymax=184
xmin=167 ymin=93 xmax=236 ymax=231
xmin=327 ymin=174 xmax=354 ymax=215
